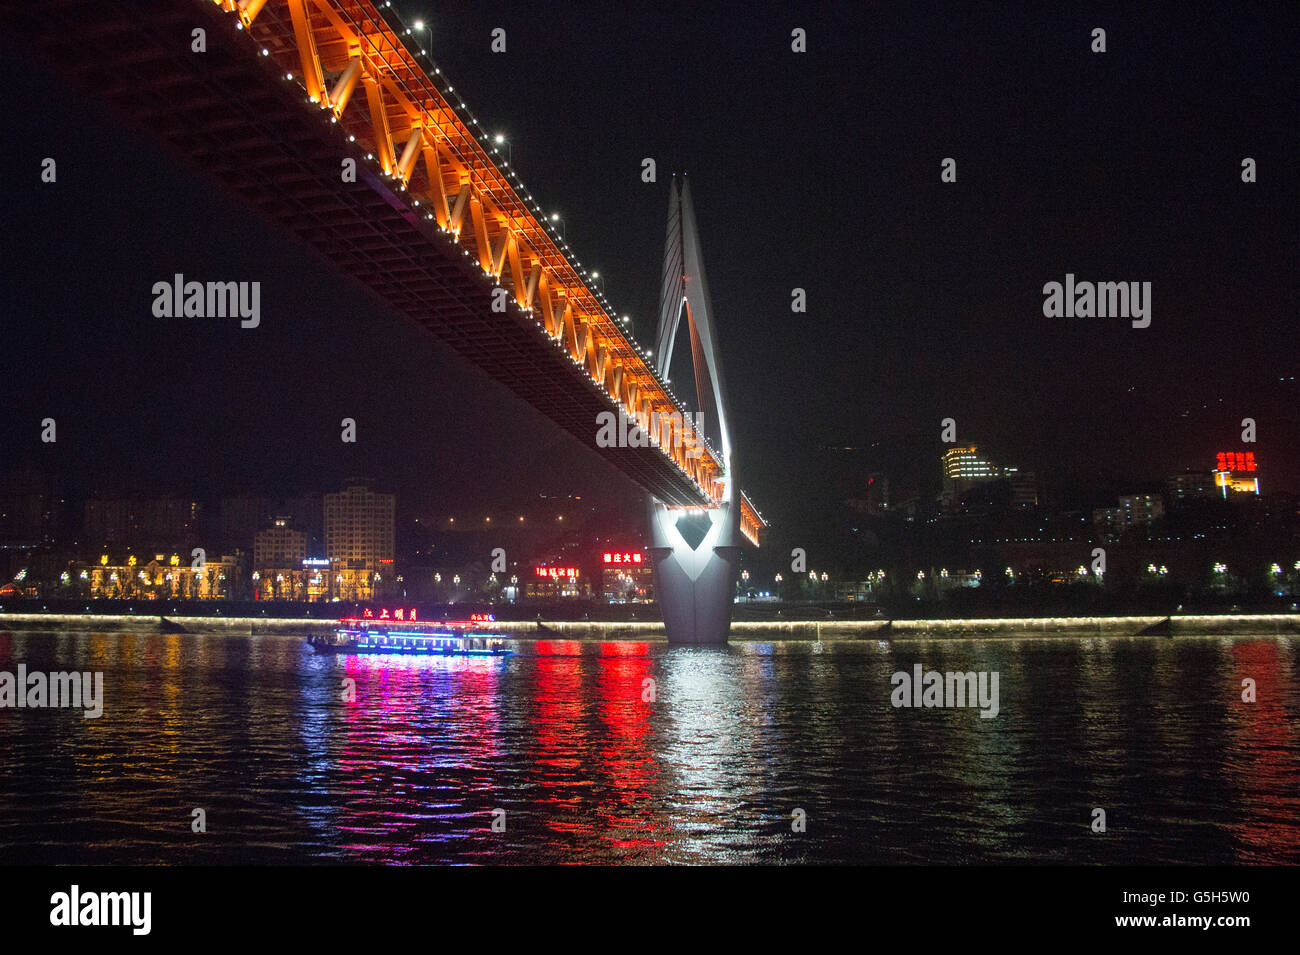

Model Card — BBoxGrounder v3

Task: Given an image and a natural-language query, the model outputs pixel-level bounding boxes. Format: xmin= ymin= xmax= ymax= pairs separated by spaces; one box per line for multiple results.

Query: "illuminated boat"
xmin=308 ymin=610 xmax=511 ymax=656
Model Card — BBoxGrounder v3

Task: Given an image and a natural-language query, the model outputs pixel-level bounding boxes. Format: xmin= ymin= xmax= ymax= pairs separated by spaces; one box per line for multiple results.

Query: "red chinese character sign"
xmin=535 ymin=567 xmax=578 ymax=578
xmin=362 ymin=607 xmax=418 ymax=621
xmin=1215 ymin=451 xmax=1257 ymax=473
xmin=603 ymin=551 xmax=644 ymax=565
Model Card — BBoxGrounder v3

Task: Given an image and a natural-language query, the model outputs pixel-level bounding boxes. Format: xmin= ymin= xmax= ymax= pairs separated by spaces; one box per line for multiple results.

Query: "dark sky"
xmin=2 ymin=0 xmax=1296 ymax=528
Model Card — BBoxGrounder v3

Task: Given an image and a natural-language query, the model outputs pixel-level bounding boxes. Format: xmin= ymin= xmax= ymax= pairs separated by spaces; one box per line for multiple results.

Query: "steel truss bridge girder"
xmin=8 ymin=0 xmax=723 ymax=506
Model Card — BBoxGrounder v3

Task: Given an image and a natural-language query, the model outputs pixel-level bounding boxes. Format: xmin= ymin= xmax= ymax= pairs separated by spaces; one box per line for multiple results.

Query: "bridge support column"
xmin=647 ymin=498 xmax=741 ymax=645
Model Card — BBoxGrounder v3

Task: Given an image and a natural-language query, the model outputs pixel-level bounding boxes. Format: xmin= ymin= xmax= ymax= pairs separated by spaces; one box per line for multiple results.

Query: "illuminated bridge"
xmin=10 ymin=0 xmax=767 ymax=642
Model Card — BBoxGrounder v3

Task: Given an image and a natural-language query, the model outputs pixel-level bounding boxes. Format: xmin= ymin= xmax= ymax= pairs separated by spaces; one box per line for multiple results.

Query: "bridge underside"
xmin=8 ymin=0 xmax=712 ymax=506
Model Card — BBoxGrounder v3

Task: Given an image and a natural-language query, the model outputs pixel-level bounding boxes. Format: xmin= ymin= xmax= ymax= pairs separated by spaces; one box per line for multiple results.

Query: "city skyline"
xmin=4 ymin=444 xmax=1294 ymax=611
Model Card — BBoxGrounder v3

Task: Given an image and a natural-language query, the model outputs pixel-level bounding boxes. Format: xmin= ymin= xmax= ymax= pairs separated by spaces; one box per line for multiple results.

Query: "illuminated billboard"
xmin=1215 ymin=451 xmax=1256 ymax=473
xmin=535 ymin=566 xmax=579 ymax=578
xmin=602 ymin=551 xmax=644 ymax=565
xmin=1213 ymin=451 xmax=1260 ymax=496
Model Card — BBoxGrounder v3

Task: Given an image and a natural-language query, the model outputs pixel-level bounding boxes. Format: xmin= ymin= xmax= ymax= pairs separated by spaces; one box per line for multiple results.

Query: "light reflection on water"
xmin=0 ymin=630 xmax=1296 ymax=864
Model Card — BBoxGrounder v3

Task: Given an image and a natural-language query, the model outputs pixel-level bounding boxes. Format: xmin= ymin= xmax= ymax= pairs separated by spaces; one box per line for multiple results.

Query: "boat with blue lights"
xmin=308 ymin=610 xmax=511 ymax=656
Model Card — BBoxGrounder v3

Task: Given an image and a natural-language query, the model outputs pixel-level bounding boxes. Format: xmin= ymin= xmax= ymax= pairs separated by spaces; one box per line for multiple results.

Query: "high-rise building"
xmin=1166 ymin=469 xmax=1216 ymax=504
xmin=0 ymin=492 xmax=51 ymax=548
xmin=0 ymin=462 xmax=56 ymax=548
xmin=278 ymin=494 xmax=323 ymax=553
xmin=84 ymin=498 xmax=132 ymax=546
xmin=253 ymin=517 xmax=308 ymax=600
xmin=139 ymin=498 xmax=202 ymax=546
xmin=324 ymin=480 xmax=395 ymax=601
xmin=84 ymin=497 xmax=202 ymax=549
xmin=942 ymin=446 xmax=1001 ymax=482
xmin=1009 ymin=472 xmax=1039 ymax=508
xmin=1093 ymin=493 xmax=1164 ymax=542
xmin=1119 ymin=493 xmax=1164 ymax=525
xmin=940 ymin=445 xmax=1032 ymax=510
xmin=219 ymin=496 xmax=270 ymax=552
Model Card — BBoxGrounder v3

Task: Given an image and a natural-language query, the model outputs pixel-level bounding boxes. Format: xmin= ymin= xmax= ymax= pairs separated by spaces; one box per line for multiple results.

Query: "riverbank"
xmin=1 ymin=611 xmax=1297 ymax=639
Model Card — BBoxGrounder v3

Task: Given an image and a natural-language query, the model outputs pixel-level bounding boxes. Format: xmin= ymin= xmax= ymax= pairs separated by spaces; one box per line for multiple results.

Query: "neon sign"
xmin=362 ymin=607 xmax=418 ymax=620
xmin=1215 ymin=451 xmax=1256 ymax=473
xmin=535 ymin=566 xmax=579 ymax=578
xmin=602 ymin=551 xmax=644 ymax=565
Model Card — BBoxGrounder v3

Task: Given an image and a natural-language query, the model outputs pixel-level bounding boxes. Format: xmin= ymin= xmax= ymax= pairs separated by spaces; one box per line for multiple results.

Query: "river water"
xmin=0 ymin=630 xmax=1296 ymax=864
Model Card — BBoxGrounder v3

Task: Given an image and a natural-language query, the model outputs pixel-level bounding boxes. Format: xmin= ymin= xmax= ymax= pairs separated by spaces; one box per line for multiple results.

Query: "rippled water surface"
xmin=0 ymin=630 xmax=1297 ymax=864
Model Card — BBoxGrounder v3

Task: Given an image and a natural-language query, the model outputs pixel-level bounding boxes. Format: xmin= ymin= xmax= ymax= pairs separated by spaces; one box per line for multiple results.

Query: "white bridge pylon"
xmin=647 ymin=177 xmax=744 ymax=644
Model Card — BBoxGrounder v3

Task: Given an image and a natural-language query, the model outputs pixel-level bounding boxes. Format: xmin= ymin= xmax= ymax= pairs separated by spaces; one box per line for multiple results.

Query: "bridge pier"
xmin=647 ymin=498 xmax=741 ymax=644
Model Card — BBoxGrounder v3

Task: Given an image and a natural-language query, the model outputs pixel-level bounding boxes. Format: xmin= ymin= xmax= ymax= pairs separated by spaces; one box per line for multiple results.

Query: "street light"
xmin=493 ymin=132 xmax=511 ymax=165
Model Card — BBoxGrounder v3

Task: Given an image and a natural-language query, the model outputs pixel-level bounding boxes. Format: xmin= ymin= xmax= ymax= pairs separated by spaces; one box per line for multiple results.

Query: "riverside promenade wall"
xmin=1 ymin=612 xmax=1297 ymax=640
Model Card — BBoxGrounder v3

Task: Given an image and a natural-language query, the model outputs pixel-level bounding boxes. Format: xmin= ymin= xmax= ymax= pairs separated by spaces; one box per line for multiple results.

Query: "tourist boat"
xmin=308 ymin=610 xmax=512 ymax=656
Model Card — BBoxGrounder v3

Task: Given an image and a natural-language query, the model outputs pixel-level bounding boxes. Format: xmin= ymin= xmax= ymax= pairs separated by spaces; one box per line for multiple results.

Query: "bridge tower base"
xmin=648 ymin=499 xmax=742 ymax=645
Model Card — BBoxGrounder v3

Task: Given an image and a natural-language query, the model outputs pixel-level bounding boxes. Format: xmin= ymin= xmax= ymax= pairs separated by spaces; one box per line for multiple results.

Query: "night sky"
xmin=2 ymin=1 xmax=1296 ymax=530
